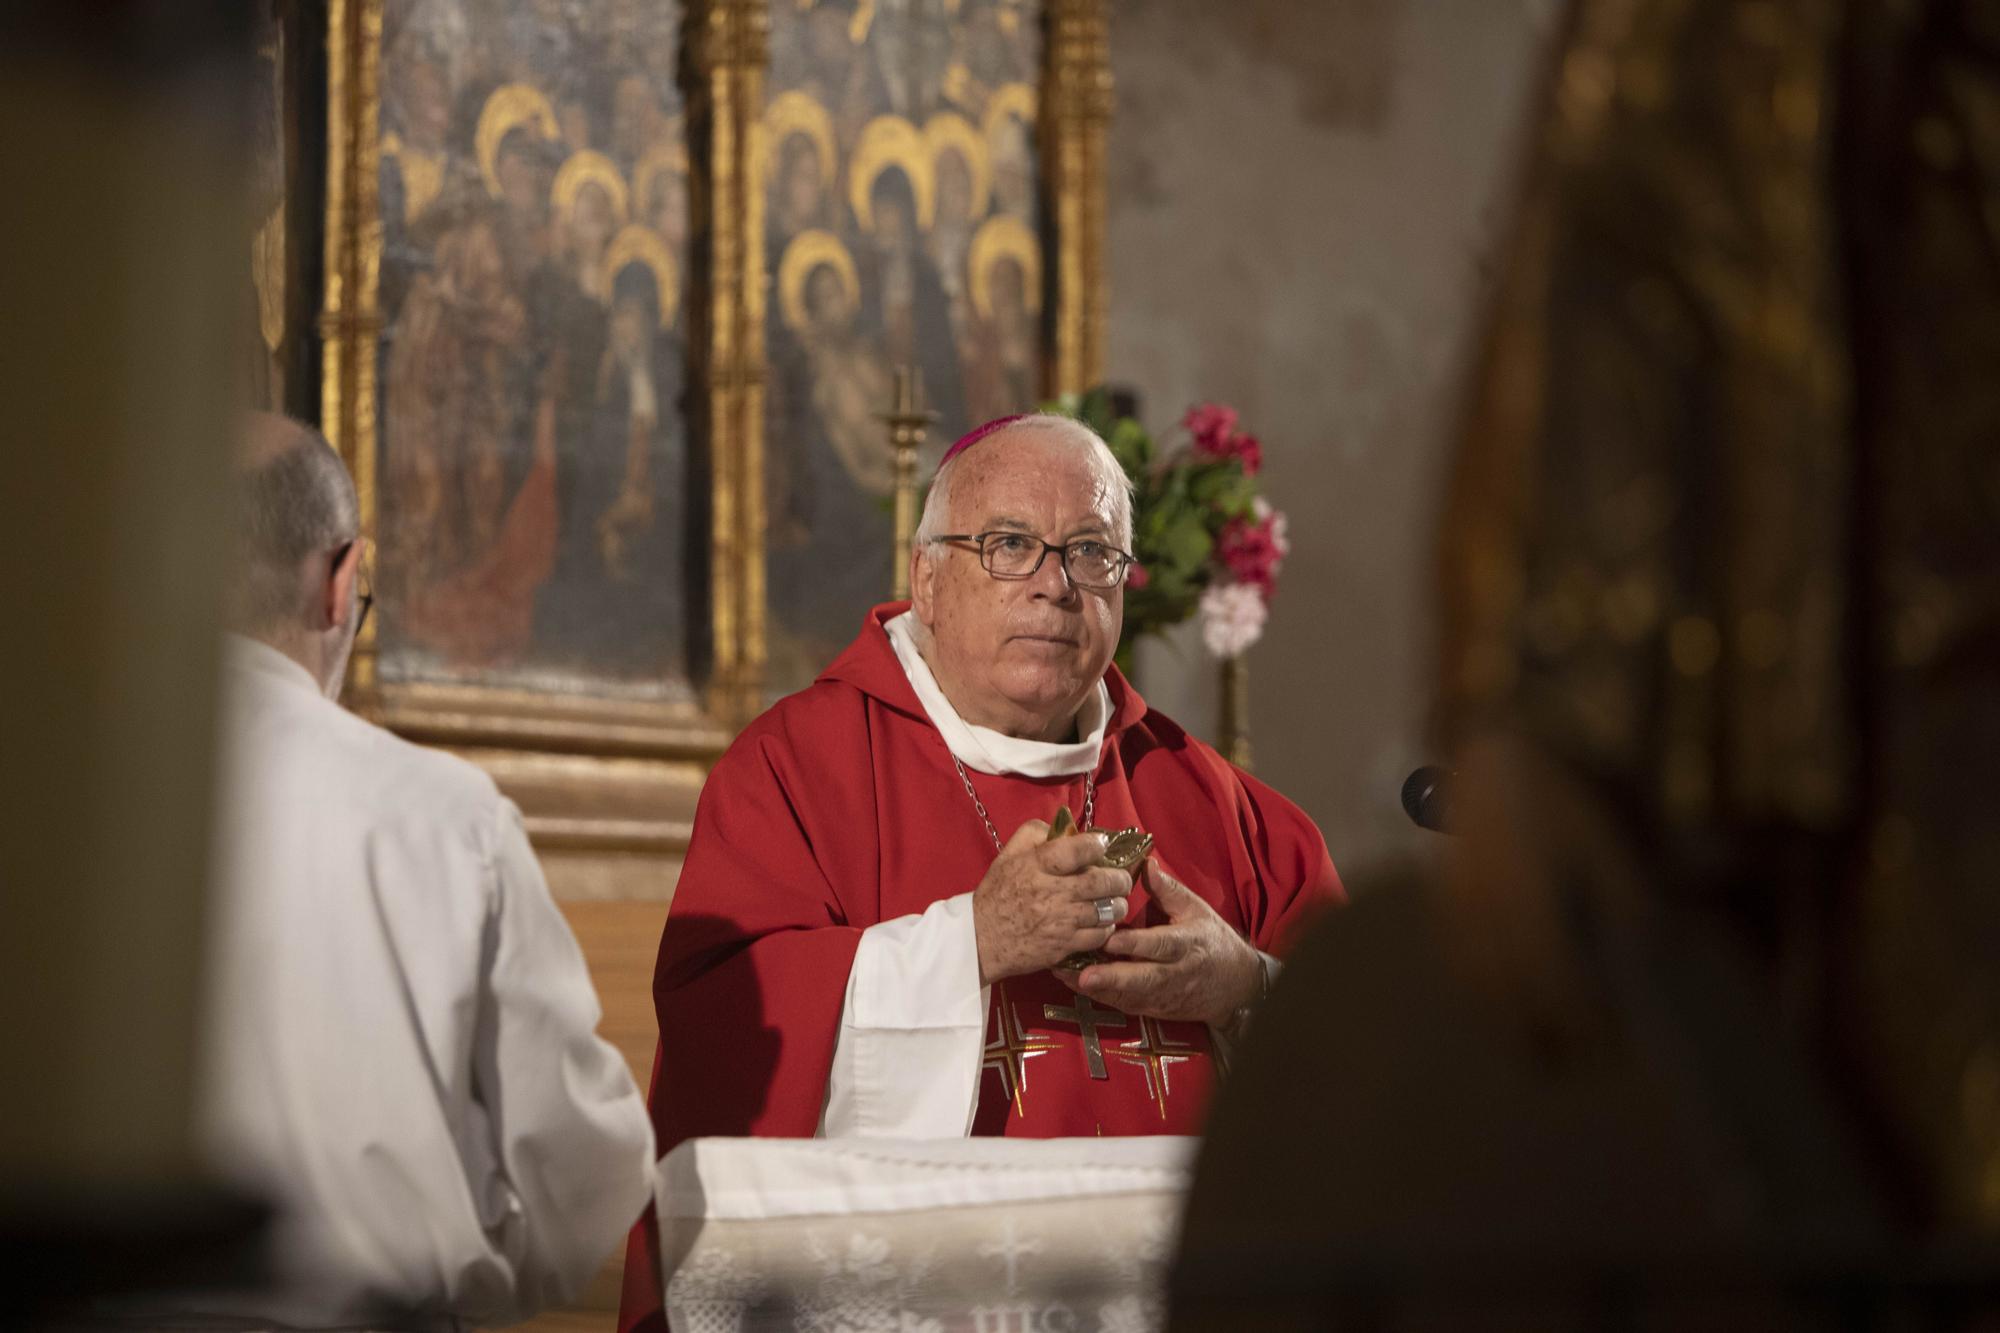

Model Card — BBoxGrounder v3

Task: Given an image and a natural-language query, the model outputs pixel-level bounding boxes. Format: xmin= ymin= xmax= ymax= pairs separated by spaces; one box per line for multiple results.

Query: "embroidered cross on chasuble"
xmin=974 ymin=973 xmax=1216 ymax=1135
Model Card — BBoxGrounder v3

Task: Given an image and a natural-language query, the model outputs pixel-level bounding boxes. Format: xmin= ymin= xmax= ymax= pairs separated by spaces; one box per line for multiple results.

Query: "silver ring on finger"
xmin=1094 ymin=897 xmax=1118 ymax=925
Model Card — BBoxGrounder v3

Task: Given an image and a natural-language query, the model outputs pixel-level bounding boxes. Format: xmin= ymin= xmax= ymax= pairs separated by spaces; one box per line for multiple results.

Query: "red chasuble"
xmin=618 ymin=603 xmax=1342 ymax=1333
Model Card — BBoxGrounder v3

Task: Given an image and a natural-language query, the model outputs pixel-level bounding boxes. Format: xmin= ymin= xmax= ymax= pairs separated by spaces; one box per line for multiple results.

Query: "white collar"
xmin=882 ymin=611 xmax=1109 ymax=778
xmin=223 ymin=632 xmax=325 ymax=698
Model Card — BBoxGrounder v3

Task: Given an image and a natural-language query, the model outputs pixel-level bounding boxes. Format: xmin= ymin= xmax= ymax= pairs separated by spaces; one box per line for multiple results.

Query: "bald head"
xmin=916 ymin=414 xmax=1132 ymax=550
xmin=228 ymin=413 xmax=360 ymax=632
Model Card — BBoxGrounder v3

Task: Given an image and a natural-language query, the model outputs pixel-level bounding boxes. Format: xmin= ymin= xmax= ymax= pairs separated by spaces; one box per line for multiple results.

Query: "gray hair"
xmin=229 ymin=421 xmax=360 ymax=628
xmin=914 ymin=413 xmax=1133 ymax=550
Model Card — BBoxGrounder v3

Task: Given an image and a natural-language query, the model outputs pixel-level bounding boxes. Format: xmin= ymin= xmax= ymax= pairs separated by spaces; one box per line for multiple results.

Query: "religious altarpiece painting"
xmin=316 ymin=0 xmax=1109 ymax=884
xmin=762 ymin=0 xmax=1051 ymax=687
xmin=369 ymin=0 xmax=695 ymax=702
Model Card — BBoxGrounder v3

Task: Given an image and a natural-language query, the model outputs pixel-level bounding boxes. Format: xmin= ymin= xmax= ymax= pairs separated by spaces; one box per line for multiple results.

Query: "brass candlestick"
xmin=1219 ymin=652 xmax=1252 ymax=769
xmin=882 ymin=366 xmax=937 ymax=600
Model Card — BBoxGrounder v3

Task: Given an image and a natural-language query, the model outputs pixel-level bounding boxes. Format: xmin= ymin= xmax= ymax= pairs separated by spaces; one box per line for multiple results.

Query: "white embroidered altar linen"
xmin=657 ymin=1135 xmax=1195 ymax=1333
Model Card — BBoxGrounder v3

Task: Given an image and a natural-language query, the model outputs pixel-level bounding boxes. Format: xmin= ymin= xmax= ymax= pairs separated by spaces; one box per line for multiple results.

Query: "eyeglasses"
xmin=356 ymin=565 xmax=374 ymax=637
xmin=335 ymin=541 xmax=374 ymax=636
xmin=931 ymin=531 xmax=1135 ymax=591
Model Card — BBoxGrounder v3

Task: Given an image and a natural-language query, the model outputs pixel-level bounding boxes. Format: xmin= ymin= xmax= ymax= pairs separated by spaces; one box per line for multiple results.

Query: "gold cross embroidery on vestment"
xmin=1112 ymin=1015 xmax=1198 ymax=1118
xmin=981 ymin=982 xmax=1063 ymax=1116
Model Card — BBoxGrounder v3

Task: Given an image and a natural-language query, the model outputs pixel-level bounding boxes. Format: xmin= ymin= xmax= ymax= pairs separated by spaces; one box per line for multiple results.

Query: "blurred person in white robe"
xmin=155 ymin=412 xmax=652 ymax=1330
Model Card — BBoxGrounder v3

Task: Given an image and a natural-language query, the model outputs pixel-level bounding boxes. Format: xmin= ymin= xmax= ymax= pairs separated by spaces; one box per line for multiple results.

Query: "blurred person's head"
xmin=805 ymin=261 xmax=853 ymax=336
xmin=495 ymin=127 xmax=553 ymax=222
xmin=567 ymin=180 xmax=618 ymax=264
xmin=610 ymin=261 xmax=661 ymax=358
xmin=993 ymin=257 xmax=1028 ymax=329
xmin=870 ymin=171 xmax=918 ymax=254
xmin=776 ymin=135 xmax=824 ymax=236
xmin=227 ymin=413 xmax=365 ymax=699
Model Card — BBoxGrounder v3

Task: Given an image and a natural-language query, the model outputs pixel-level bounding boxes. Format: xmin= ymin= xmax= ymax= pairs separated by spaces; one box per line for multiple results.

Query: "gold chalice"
xmin=1047 ymin=805 xmax=1153 ymax=971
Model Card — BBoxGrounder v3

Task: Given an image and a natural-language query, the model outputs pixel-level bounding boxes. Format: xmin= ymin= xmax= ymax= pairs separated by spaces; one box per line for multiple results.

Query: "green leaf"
xmin=1187 ymin=465 xmax=1232 ymax=505
xmin=1106 ymin=421 xmax=1152 ymax=477
xmin=1110 ymin=417 xmax=1153 ymax=470
xmin=1213 ymin=473 xmax=1259 ymax=519
xmin=1076 ymin=386 xmax=1116 ymax=436
xmin=1157 ymin=513 xmax=1213 ymax=572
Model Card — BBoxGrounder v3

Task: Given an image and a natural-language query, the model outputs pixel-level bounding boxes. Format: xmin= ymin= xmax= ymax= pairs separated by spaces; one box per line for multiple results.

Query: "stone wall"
xmin=1107 ymin=0 xmax=1558 ymax=877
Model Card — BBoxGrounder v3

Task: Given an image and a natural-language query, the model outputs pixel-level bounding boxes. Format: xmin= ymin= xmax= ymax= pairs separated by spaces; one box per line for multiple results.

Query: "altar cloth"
xmin=656 ymin=1135 xmax=1197 ymax=1333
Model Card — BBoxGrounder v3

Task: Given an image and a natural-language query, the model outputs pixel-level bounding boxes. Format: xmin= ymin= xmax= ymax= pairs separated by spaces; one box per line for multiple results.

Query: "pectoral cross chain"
xmin=1043 ymin=994 xmax=1127 ymax=1079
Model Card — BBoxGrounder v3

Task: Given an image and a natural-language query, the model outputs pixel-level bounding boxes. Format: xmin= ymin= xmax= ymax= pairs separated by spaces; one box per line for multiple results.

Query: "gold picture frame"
xmin=316 ymin=0 xmax=1109 ymax=879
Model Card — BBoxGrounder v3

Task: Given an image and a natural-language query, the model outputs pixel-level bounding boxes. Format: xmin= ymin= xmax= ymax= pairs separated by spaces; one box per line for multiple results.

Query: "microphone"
xmin=1401 ymin=766 xmax=1454 ymax=833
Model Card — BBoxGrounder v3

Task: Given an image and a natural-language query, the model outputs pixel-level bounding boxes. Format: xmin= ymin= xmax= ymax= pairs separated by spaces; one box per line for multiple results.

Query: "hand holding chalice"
xmin=1047 ymin=803 xmax=1154 ymax=971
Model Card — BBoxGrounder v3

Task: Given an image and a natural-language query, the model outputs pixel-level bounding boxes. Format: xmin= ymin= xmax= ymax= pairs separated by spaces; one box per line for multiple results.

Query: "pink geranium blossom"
xmin=1183 ymin=403 xmax=1238 ymax=451
xmin=1216 ymin=507 xmax=1288 ymax=600
xmin=1186 ymin=408 xmax=1263 ymax=476
xmin=1124 ymin=561 xmax=1150 ymax=591
xmin=1225 ymin=431 xmax=1264 ymax=475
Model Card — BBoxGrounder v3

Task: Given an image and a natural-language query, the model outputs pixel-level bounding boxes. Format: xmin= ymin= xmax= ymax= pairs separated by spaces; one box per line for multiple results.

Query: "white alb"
xmin=176 ymin=637 xmax=655 ymax=1330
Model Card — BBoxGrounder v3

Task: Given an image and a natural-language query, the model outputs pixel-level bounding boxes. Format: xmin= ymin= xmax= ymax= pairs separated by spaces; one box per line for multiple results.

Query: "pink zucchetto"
xmin=935 ymin=414 xmax=1027 ymax=474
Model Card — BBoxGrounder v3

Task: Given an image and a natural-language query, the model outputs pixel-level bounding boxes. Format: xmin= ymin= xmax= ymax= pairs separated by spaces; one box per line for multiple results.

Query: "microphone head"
xmin=1401 ymin=765 xmax=1452 ymax=833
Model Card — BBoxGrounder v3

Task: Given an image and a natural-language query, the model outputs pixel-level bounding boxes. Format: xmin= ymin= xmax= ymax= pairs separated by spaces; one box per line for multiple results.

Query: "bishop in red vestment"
xmin=619 ymin=415 xmax=1342 ymax=1332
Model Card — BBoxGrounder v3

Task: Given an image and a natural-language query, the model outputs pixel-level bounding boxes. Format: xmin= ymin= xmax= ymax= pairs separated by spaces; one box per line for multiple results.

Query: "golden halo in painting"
xmin=476 ymin=83 xmax=560 ymax=199
xmin=602 ymin=224 xmax=681 ymax=329
xmin=777 ymin=228 xmax=860 ymax=335
xmin=981 ymin=81 xmax=1037 ymax=151
xmin=923 ymin=112 xmax=991 ymax=220
xmin=849 ymin=115 xmax=936 ymax=233
xmin=551 ymin=150 xmax=630 ymax=226
xmin=761 ymin=90 xmax=837 ymax=191
xmin=969 ymin=215 xmax=1041 ymax=321
xmin=635 ymin=141 xmax=690 ymax=220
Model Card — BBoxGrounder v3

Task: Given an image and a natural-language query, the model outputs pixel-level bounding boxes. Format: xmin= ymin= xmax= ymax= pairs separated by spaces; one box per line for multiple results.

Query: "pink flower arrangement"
xmin=1184 ymin=402 xmax=1264 ymax=475
xmin=1202 ymin=496 xmax=1289 ymax=654
xmin=1058 ymin=389 xmax=1288 ymax=665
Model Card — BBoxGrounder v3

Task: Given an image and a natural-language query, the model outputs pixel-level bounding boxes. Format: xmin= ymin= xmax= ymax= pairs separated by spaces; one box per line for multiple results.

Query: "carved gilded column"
xmin=319 ymin=0 xmax=385 ymax=697
xmin=685 ymin=0 xmax=770 ymax=722
xmin=1044 ymin=0 xmax=1112 ymax=398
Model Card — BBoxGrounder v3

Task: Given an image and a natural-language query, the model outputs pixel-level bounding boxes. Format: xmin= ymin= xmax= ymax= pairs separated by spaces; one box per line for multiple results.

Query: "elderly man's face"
xmin=913 ymin=428 xmax=1123 ymax=740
